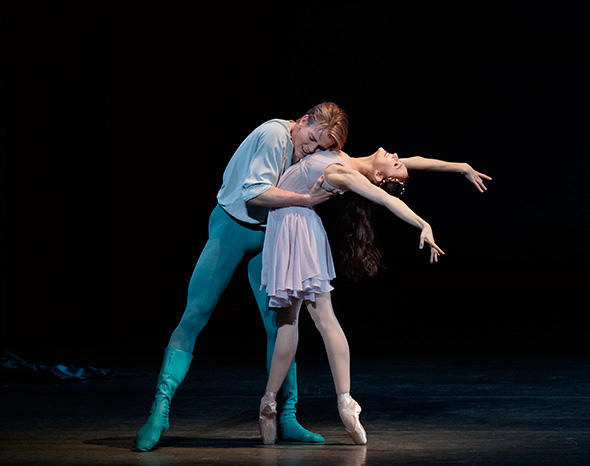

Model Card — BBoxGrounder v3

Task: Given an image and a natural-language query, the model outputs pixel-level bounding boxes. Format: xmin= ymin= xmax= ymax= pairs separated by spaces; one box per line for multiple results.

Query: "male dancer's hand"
xmin=306 ymin=175 xmax=337 ymax=206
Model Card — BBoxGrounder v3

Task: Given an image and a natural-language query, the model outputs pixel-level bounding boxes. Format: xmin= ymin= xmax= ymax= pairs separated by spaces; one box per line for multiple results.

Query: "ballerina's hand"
xmin=419 ymin=224 xmax=445 ymax=264
xmin=462 ymin=164 xmax=492 ymax=193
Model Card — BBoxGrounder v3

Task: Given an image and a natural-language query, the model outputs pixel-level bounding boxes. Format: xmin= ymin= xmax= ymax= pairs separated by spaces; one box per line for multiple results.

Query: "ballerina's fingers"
xmin=429 ymin=242 xmax=445 ymax=264
xmin=430 ymin=248 xmax=437 ymax=264
xmin=474 ymin=171 xmax=493 ymax=192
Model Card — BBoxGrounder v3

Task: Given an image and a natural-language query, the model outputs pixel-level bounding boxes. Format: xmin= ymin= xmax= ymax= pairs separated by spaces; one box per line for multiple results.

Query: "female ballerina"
xmin=257 ymin=147 xmax=455 ymax=445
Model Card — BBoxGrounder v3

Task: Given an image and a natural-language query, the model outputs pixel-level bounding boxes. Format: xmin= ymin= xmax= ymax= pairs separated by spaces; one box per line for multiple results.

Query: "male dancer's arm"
xmin=399 ymin=154 xmax=492 ymax=193
xmin=247 ymin=176 xmax=332 ymax=208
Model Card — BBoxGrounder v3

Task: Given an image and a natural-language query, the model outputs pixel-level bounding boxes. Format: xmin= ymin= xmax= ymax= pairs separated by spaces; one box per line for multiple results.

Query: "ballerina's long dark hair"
xmin=339 ymin=177 xmax=407 ymax=281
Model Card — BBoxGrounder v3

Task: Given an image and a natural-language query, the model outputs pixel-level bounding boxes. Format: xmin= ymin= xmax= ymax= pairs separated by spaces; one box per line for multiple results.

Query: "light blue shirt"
xmin=217 ymin=119 xmax=294 ymax=225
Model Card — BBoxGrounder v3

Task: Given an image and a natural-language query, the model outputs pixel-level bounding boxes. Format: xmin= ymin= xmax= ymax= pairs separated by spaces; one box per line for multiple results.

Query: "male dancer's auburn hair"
xmin=304 ymin=102 xmax=349 ymax=150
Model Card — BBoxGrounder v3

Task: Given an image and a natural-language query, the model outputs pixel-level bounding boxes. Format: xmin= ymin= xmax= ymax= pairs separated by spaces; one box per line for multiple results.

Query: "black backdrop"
xmin=3 ymin=4 xmax=589 ymax=363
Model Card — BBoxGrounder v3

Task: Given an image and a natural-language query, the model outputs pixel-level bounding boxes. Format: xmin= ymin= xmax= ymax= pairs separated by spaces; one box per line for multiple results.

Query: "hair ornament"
xmin=378 ymin=176 xmax=407 ymax=195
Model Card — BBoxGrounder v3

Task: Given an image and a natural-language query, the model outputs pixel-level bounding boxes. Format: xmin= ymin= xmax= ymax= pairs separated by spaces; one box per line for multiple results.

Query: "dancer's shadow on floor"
xmin=85 ymin=436 xmax=354 ymax=450
xmin=85 ymin=437 xmax=367 ymax=466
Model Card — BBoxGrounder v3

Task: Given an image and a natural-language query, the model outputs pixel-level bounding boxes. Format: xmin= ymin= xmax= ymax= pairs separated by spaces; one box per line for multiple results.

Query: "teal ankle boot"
xmin=277 ymin=361 xmax=325 ymax=443
xmin=135 ymin=346 xmax=193 ymax=452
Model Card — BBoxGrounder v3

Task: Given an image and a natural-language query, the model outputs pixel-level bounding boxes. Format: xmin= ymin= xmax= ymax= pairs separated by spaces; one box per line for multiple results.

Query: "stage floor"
xmin=2 ymin=353 xmax=590 ymax=465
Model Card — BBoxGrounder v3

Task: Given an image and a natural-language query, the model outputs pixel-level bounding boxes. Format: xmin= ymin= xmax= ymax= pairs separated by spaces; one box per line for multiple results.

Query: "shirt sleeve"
xmin=242 ymin=123 xmax=288 ymax=202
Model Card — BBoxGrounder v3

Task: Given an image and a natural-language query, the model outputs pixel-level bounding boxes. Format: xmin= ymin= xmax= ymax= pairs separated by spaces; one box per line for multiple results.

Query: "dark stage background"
xmin=3 ymin=4 xmax=589 ymax=366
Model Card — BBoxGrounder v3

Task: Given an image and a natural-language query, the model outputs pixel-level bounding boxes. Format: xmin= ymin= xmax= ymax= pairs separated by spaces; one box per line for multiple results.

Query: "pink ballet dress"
xmin=261 ymin=151 xmax=346 ymax=308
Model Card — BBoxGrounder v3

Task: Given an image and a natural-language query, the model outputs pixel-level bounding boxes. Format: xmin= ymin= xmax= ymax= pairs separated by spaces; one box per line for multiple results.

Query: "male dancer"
xmin=135 ymin=102 xmax=349 ymax=451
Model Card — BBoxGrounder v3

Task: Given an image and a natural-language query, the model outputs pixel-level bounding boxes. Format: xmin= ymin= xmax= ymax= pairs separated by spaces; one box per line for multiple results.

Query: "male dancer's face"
xmin=291 ymin=115 xmax=334 ymax=162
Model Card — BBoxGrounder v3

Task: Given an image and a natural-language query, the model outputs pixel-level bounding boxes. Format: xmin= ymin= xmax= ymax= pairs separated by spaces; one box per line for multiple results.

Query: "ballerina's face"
xmin=372 ymin=147 xmax=408 ymax=183
xmin=291 ymin=115 xmax=335 ymax=162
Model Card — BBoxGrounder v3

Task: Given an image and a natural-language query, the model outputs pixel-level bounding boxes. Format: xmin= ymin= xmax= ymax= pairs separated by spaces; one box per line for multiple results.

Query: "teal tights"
xmin=168 ymin=205 xmax=324 ymax=442
xmin=168 ymin=205 xmax=267 ymax=354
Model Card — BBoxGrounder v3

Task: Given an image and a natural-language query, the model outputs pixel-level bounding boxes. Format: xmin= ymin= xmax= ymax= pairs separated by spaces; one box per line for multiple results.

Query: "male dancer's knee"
xmin=178 ymin=296 xmax=216 ymax=335
xmin=247 ymin=253 xmax=277 ymax=340
xmin=168 ymin=280 xmax=224 ymax=353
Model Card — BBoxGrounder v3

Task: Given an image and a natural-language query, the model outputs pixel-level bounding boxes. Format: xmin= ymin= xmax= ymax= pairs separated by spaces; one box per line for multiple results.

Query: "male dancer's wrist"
xmin=247 ymin=186 xmax=310 ymax=209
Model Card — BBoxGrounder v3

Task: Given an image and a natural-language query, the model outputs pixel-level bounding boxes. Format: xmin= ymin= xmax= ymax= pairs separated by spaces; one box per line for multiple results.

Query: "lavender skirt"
xmin=261 ymin=206 xmax=335 ymax=309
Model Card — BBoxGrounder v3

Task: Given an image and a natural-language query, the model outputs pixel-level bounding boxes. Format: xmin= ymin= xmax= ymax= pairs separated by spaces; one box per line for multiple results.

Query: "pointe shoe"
xmin=259 ymin=393 xmax=277 ymax=445
xmin=338 ymin=394 xmax=367 ymax=445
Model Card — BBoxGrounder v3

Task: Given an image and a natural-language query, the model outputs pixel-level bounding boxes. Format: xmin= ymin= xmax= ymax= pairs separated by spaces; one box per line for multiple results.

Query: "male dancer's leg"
xmin=169 ymin=205 xmax=265 ymax=352
xmin=248 ymin=253 xmax=325 ymax=443
xmin=136 ymin=205 xmax=263 ymax=451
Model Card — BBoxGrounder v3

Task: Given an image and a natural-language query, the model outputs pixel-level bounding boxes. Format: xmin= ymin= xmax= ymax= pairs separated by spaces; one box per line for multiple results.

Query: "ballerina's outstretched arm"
xmin=324 ymin=163 xmax=445 ymax=264
xmin=399 ymin=153 xmax=492 ymax=193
